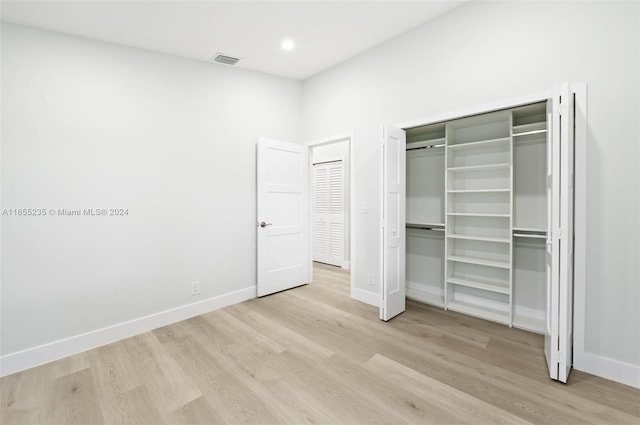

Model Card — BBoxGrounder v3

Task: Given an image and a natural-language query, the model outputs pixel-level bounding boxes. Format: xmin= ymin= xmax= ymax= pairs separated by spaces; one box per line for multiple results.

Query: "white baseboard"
xmin=342 ymin=261 xmax=351 ymax=270
xmin=0 ymin=286 xmax=256 ymax=377
xmin=574 ymin=351 xmax=640 ymax=389
xmin=351 ymin=287 xmax=379 ymax=307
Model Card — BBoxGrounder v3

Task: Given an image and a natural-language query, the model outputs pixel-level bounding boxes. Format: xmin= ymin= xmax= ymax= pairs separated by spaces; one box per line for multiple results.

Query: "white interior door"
xmin=544 ymin=83 xmax=574 ymax=383
xmin=257 ymin=138 xmax=310 ymax=297
xmin=312 ymin=161 xmax=344 ymax=267
xmin=380 ymin=125 xmax=406 ymax=321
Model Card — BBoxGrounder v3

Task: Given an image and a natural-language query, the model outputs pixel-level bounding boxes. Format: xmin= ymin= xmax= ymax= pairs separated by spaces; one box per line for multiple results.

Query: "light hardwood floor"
xmin=2 ymin=263 xmax=639 ymax=424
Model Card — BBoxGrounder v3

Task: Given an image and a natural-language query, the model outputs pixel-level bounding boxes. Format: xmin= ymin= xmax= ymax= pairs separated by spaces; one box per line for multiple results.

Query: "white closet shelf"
xmin=512 ymin=315 xmax=546 ymax=334
xmin=447 ymin=234 xmax=510 ymax=243
xmin=447 ymin=136 xmax=510 ymax=150
xmin=447 ymin=163 xmax=511 ymax=172
xmin=448 ymin=212 xmax=510 ymax=217
xmin=513 ymin=233 xmax=546 ymax=239
xmin=447 ymin=276 xmax=510 ymax=294
xmin=512 ymin=226 xmax=546 ymax=233
xmin=447 ymin=300 xmax=510 ymax=325
xmin=447 ymin=255 xmax=510 ymax=269
xmin=406 ymin=221 xmax=445 ymax=228
xmin=407 ymin=138 xmax=446 ymax=150
xmin=447 ymin=188 xmax=510 ymax=193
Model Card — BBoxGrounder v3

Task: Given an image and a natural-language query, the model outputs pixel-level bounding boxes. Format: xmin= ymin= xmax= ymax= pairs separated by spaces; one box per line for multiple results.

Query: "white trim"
xmin=571 ymin=83 xmax=588 ymax=372
xmin=349 ymin=133 xmax=356 ymax=303
xmin=0 ymin=286 xmax=256 ymax=377
xmin=351 ymin=287 xmax=379 ymax=307
xmin=341 ymin=261 xmax=351 ymax=270
xmin=395 ymin=90 xmax=551 ymax=130
xmin=379 ymin=125 xmax=385 ymax=313
xmin=575 ymin=353 xmax=640 ymax=389
xmin=306 ymin=133 xmax=352 ymax=147
xmin=566 ymin=84 xmax=635 ymax=390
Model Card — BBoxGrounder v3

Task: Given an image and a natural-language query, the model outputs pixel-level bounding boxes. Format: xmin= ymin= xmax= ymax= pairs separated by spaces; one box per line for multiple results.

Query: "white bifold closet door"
xmin=544 ymin=83 xmax=575 ymax=383
xmin=313 ymin=161 xmax=344 ymax=267
xmin=380 ymin=125 xmax=406 ymax=321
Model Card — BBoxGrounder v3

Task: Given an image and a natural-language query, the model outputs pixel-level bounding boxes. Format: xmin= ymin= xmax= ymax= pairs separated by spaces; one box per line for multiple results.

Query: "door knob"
xmin=259 ymin=221 xmax=272 ymax=228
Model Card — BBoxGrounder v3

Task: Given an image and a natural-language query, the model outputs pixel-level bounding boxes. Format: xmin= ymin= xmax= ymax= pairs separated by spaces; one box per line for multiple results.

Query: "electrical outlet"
xmin=191 ymin=281 xmax=200 ymax=296
xmin=367 ymin=273 xmax=375 ymax=287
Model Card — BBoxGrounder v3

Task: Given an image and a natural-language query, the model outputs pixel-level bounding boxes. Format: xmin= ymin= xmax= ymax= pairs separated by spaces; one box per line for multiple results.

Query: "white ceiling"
xmin=0 ymin=1 xmax=464 ymax=80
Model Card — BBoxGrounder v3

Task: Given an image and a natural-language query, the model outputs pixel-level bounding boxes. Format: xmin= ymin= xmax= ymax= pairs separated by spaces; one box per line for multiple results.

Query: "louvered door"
xmin=313 ymin=161 xmax=344 ymax=267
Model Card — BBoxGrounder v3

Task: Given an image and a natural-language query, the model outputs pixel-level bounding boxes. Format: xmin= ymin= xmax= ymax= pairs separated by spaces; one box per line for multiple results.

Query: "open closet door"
xmin=544 ymin=83 xmax=574 ymax=383
xmin=380 ymin=125 xmax=406 ymax=321
xmin=256 ymin=138 xmax=310 ymax=297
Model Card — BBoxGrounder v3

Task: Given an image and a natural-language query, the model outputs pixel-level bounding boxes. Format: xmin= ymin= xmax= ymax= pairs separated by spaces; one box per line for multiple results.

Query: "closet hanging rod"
xmin=407 ymin=143 xmax=445 ymax=151
xmin=312 ymin=159 xmax=342 ymax=165
xmin=407 ymin=225 xmax=445 ymax=231
xmin=512 ymin=129 xmax=547 ymax=137
xmin=513 ymin=233 xmax=546 ymax=239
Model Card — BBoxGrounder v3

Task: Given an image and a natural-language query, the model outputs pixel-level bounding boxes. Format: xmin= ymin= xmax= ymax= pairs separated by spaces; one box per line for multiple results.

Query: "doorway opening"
xmin=308 ymin=135 xmax=354 ymax=295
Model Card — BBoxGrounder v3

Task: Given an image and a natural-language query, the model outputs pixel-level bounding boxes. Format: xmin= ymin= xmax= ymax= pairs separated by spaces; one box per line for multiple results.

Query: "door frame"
xmin=306 ymin=133 xmax=355 ymax=294
xmin=392 ymin=84 xmax=587 ymax=371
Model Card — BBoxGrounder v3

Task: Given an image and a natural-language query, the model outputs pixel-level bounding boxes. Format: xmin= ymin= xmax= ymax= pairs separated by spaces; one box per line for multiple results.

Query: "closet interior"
xmin=405 ymin=101 xmax=548 ymax=333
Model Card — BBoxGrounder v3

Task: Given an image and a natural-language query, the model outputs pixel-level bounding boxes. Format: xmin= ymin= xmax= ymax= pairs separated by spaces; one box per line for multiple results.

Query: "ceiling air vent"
xmin=213 ymin=53 xmax=240 ymax=66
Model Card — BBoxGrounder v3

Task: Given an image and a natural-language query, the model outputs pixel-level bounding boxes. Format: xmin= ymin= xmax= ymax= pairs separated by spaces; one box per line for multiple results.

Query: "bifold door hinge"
xmin=552 ymin=228 xmax=566 ymax=240
xmin=557 ymin=97 xmax=562 ymax=116
xmin=559 ymin=227 xmax=567 ymax=240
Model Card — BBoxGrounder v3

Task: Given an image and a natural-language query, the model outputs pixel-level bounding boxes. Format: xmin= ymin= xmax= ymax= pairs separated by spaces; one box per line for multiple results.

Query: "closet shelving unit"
xmin=445 ymin=111 xmax=513 ymax=326
xmin=405 ymin=102 xmax=549 ymax=333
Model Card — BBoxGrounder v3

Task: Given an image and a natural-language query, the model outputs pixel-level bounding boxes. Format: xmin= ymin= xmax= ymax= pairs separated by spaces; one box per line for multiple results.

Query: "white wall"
xmin=0 ymin=24 xmax=301 ymax=371
xmin=311 ymin=140 xmax=350 ymax=265
xmin=302 ymin=1 xmax=640 ymax=383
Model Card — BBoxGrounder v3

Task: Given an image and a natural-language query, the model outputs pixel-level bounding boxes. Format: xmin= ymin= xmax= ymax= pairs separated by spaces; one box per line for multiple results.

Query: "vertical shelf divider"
xmin=443 ymin=124 xmax=450 ymax=310
xmin=508 ymin=112 xmax=514 ymax=327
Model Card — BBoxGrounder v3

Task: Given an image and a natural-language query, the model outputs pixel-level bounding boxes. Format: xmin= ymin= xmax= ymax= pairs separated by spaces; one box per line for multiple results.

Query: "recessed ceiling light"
xmin=281 ymin=39 xmax=295 ymax=51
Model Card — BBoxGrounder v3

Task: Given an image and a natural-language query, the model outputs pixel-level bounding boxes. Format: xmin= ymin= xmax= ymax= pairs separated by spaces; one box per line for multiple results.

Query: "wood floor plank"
xmin=0 ymin=353 xmax=89 ymax=424
xmin=44 ymin=368 xmax=104 ymax=425
xmin=364 ymin=353 xmax=536 ymax=425
xmin=121 ymin=332 xmax=201 ymax=415
xmin=2 ymin=263 xmax=638 ymax=425
xmin=87 ymin=341 xmax=156 ymax=424
xmin=154 ymin=329 xmax=283 ymax=424
xmin=166 ymin=396 xmax=224 ymax=425
xmin=88 ymin=341 xmax=141 ymax=396
xmin=563 ymin=370 xmax=640 ymax=416
xmin=231 ymin=309 xmax=336 ymax=360
xmin=204 ymin=309 xmax=287 ymax=354
xmin=98 ymin=384 xmax=167 ymax=425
